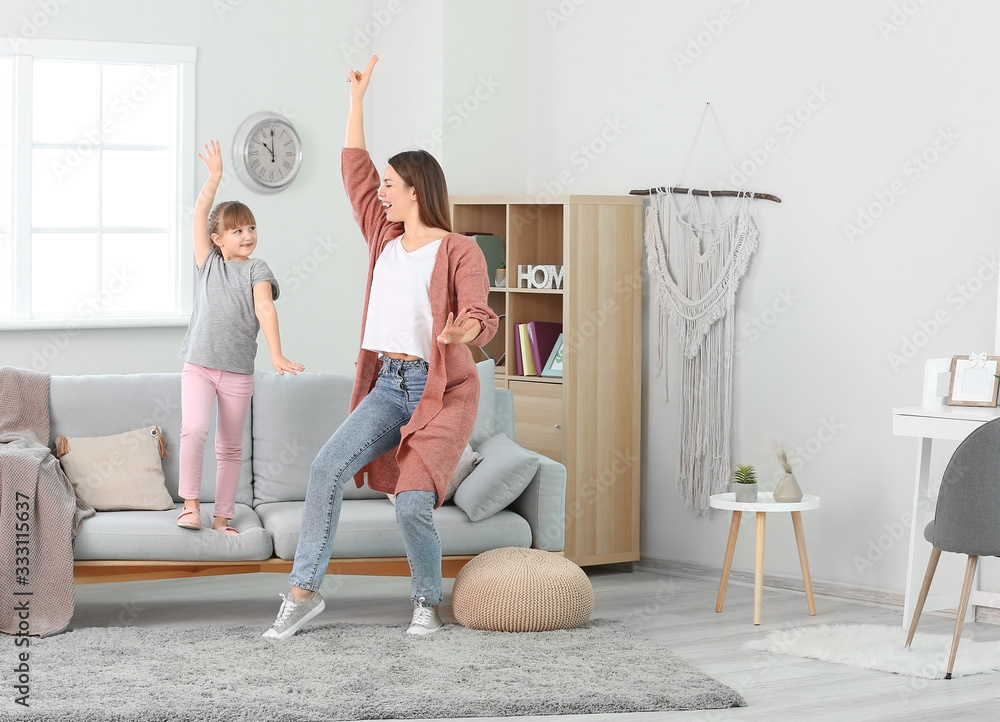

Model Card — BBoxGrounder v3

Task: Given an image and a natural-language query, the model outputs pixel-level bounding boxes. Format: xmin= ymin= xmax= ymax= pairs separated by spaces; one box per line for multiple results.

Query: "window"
xmin=0 ymin=39 xmax=195 ymax=328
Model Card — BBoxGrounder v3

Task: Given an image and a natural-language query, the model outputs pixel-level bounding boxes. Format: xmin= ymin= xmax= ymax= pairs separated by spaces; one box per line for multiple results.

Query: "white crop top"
xmin=361 ymin=237 xmax=442 ymax=361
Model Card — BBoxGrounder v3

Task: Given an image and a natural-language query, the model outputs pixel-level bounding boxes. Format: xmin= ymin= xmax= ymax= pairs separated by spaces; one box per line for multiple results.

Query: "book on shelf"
xmin=526 ymin=321 xmax=562 ymax=376
xmin=517 ymin=323 xmax=537 ymax=376
xmin=513 ymin=323 xmax=523 ymax=375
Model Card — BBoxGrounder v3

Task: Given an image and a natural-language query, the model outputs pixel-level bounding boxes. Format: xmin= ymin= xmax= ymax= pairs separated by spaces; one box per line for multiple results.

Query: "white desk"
xmin=892 ymin=403 xmax=1000 ymax=629
xmin=710 ymin=492 xmax=821 ymax=625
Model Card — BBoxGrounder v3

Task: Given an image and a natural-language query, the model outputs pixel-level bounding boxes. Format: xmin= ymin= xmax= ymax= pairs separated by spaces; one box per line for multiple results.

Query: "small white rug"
xmin=744 ymin=623 xmax=1000 ymax=679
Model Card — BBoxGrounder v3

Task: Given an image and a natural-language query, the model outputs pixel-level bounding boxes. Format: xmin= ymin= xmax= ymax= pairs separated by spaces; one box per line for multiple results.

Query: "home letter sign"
xmin=517 ymin=264 xmax=565 ymax=289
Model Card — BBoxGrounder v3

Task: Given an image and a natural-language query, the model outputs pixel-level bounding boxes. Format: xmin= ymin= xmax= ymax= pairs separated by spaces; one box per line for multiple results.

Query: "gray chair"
xmin=905 ymin=416 xmax=1000 ymax=679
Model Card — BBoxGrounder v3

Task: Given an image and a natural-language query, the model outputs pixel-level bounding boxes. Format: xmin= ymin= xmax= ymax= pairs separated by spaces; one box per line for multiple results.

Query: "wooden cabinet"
xmin=450 ymin=195 xmax=643 ymax=566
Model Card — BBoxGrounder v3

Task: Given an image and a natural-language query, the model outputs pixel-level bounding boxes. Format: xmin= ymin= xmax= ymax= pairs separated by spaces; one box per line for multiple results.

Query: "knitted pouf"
xmin=453 ymin=547 xmax=594 ymax=632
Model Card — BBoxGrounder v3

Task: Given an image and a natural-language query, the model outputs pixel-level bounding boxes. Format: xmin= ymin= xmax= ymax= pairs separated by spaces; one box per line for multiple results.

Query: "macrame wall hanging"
xmin=632 ymin=104 xmax=780 ymax=513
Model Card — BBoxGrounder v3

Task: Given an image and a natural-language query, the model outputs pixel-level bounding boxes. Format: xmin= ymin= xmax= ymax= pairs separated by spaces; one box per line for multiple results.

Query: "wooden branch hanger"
xmin=632 ymin=103 xmax=781 ymax=203
xmin=630 ymin=186 xmax=781 ymax=203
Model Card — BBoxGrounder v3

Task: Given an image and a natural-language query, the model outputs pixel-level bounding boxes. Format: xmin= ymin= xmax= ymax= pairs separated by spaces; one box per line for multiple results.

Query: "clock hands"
xmin=260 ymin=128 xmax=276 ymax=162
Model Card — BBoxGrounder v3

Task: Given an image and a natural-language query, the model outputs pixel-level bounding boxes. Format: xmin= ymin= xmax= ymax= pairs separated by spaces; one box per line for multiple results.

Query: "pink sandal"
xmin=216 ymin=526 xmax=239 ymax=535
xmin=176 ymin=508 xmax=202 ymax=530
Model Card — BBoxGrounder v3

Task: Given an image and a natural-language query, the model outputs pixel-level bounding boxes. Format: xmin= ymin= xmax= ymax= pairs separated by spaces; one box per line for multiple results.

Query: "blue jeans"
xmin=289 ymin=357 xmax=442 ymax=606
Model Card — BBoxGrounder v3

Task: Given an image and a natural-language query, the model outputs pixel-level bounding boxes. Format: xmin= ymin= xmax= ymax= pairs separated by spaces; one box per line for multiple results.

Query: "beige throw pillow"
xmin=55 ymin=426 xmax=174 ymax=511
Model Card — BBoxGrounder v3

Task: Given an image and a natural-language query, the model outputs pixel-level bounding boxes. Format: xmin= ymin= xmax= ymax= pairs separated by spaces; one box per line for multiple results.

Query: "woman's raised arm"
xmin=345 ymin=55 xmax=378 ymax=150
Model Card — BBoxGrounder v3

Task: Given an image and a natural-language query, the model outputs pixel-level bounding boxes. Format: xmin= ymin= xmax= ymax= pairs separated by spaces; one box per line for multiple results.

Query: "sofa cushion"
xmin=454 ymin=433 xmax=540 ymax=522
xmin=73 ymin=503 xmax=272 ymax=561
xmin=49 ymin=373 xmax=253 ymax=507
xmin=250 ymin=371 xmax=384 ymax=504
xmin=256 ymin=499 xmax=532 ymax=560
xmin=56 ymin=426 xmax=174 ymax=511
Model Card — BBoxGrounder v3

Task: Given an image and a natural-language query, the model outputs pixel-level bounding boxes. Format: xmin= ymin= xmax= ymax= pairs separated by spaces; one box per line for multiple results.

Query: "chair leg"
xmin=905 ymin=547 xmax=941 ymax=648
xmin=945 ymin=555 xmax=979 ymax=680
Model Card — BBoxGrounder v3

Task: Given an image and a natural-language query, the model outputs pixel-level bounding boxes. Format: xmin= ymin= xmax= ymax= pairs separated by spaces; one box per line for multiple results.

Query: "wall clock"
xmin=232 ymin=112 xmax=303 ymax=194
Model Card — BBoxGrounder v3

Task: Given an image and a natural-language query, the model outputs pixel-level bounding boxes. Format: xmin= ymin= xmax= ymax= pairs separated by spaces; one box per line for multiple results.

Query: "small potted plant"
xmin=495 ymin=262 xmax=507 ymax=287
xmin=732 ymin=464 xmax=758 ymax=503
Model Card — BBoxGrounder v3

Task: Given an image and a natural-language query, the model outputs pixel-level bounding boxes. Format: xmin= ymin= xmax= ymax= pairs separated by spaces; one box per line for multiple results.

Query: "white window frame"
xmin=0 ymin=37 xmax=195 ymax=330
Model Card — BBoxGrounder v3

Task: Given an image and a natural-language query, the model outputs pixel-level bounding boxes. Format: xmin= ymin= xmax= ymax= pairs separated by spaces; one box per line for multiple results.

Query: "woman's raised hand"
xmin=347 ymin=55 xmax=378 ymax=102
xmin=437 ymin=308 xmax=480 ymax=345
xmin=197 ymin=140 xmax=223 ymax=179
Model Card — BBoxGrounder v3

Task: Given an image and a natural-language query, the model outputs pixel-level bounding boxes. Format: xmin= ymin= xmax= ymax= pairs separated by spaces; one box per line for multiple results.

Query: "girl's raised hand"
xmin=346 ymin=55 xmax=378 ymax=101
xmin=197 ymin=140 xmax=223 ymax=178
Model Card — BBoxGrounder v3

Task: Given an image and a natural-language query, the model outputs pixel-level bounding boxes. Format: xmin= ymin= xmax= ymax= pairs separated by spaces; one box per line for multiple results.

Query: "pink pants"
xmin=178 ymin=363 xmax=254 ymax=520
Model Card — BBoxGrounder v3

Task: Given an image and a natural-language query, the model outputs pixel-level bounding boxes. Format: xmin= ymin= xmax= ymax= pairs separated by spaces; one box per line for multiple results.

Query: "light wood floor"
xmin=70 ymin=567 xmax=1000 ymax=721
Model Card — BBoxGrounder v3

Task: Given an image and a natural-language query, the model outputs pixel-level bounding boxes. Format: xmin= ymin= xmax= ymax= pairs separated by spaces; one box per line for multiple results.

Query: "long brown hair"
xmin=207 ymin=201 xmax=256 ymax=257
xmin=387 ymin=150 xmax=452 ymax=232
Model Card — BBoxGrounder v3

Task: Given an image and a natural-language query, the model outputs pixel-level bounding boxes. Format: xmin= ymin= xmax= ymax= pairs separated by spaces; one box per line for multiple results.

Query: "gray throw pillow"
xmin=470 ymin=360 xmax=497 ymax=448
xmin=453 ymin=433 xmax=539 ymax=522
xmin=388 ymin=443 xmax=482 ymax=505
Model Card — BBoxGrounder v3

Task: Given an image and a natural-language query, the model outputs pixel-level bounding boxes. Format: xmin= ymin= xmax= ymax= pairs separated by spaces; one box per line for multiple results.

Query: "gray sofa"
xmin=51 ymin=362 xmax=566 ymax=582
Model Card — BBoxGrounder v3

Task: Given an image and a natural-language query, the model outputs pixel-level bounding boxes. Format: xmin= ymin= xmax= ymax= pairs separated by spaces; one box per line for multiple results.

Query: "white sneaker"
xmin=405 ymin=597 xmax=443 ymax=636
xmin=262 ymin=592 xmax=325 ymax=640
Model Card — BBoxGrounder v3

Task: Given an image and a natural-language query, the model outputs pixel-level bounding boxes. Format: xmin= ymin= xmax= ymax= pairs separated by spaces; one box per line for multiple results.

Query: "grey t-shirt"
xmin=179 ymin=252 xmax=279 ymax=374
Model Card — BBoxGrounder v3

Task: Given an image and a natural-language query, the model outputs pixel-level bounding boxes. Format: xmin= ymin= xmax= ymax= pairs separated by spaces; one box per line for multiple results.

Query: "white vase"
xmin=774 ymin=472 xmax=803 ymax=502
xmin=494 ymin=269 xmax=506 ymax=287
xmin=734 ymin=483 xmax=758 ymax=503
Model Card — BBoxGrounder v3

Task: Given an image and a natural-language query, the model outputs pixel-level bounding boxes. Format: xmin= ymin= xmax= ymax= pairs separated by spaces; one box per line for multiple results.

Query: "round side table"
xmin=709 ymin=491 xmax=821 ymax=625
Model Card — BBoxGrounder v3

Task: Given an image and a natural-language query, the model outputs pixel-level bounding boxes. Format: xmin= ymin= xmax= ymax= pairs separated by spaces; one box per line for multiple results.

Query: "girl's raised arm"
xmin=193 ymin=140 xmax=223 ymax=269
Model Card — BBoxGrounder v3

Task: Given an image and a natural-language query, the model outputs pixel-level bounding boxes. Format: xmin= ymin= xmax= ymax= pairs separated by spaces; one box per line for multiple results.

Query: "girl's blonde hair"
xmin=208 ymin=201 xmax=256 ymax=257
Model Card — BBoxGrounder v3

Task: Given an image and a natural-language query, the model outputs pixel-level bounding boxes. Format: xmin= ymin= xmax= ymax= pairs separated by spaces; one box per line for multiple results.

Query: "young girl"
xmin=176 ymin=140 xmax=304 ymax=535
xmin=263 ymin=55 xmax=497 ymax=638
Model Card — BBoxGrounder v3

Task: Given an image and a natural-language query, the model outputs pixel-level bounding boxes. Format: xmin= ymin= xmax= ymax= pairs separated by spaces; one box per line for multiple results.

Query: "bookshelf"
xmin=450 ymin=194 xmax=643 ymax=566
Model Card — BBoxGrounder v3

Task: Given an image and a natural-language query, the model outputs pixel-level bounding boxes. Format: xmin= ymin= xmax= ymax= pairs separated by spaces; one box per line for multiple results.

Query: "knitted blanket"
xmin=0 ymin=367 xmax=94 ymax=637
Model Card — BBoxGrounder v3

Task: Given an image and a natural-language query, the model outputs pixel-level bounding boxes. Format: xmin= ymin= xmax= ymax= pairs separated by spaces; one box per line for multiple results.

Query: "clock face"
xmin=232 ymin=112 xmax=302 ymax=194
xmin=245 ymin=121 xmax=300 ymax=187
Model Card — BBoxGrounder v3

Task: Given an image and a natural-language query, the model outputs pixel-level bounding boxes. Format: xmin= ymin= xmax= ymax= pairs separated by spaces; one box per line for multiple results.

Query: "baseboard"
xmin=634 ymin=557 xmax=1000 ymax=624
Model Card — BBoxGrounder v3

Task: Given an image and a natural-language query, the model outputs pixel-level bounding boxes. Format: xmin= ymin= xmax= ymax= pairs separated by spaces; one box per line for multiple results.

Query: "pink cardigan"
xmin=342 ymin=147 xmax=498 ymax=506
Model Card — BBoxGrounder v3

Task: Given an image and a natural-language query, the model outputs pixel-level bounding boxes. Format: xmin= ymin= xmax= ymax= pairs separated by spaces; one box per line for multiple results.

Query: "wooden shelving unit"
xmin=450 ymin=194 xmax=643 ymax=566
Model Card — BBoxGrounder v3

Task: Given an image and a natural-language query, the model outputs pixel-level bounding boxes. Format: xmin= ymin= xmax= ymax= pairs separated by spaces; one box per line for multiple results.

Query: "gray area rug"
xmin=2 ymin=618 xmax=743 ymax=721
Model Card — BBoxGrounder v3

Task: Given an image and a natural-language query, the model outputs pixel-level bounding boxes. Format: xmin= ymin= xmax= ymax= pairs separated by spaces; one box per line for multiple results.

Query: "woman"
xmin=264 ymin=55 xmax=498 ymax=639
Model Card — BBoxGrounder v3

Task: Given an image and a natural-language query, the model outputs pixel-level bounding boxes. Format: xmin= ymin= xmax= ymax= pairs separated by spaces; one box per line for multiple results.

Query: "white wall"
xmin=3 ymin=0 xmax=999 ymax=597
xmin=0 ymin=0 xmax=379 ymax=375
xmin=502 ymin=0 xmax=1000 ymax=596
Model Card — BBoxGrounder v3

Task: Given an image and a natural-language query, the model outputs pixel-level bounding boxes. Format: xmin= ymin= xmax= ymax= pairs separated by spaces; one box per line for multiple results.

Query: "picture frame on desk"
xmin=541 ymin=333 xmax=564 ymax=378
xmin=946 ymin=354 xmax=1000 ymax=407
